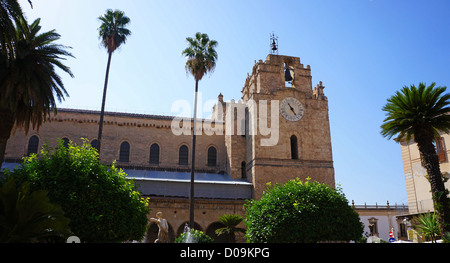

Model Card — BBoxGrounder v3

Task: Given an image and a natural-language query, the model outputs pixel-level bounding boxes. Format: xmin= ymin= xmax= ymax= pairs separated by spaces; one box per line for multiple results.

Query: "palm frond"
xmin=98 ymin=9 xmax=131 ymax=54
xmin=182 ymin=32 xmax=218 ymax=81
xmin=381 ymin=82 xmax=450 ymax=143
xmin=0 ymin=17 xmax=74 ymax=133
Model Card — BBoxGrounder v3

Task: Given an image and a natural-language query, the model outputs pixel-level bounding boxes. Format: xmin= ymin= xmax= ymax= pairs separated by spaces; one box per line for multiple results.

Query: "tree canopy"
xmin=181 ymin=32 xmax=218 ymax=82
xmin=3 ymin=139 xmax=150 ymax=243
xmin=245 ymin=178 xmax=363 ymax=243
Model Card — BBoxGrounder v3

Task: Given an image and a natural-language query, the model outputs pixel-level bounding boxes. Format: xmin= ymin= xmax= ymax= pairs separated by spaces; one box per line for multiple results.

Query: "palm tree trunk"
xmin=97 ymin=51 xmax=113 ymax=157
xmin=0 ymin=108 xmax=15 ymax=168
xmin=189 ymin=79 xmax=199 ymax=229
xmin=416 ymin=135 xmax=450 ymax=237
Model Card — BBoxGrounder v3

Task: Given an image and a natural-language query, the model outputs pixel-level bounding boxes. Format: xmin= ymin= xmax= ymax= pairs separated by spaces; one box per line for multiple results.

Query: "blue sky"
xmin=19 ymin=0 xmax=450 ymax=205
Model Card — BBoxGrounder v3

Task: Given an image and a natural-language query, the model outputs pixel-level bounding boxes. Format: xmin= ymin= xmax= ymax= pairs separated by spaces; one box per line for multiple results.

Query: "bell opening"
xmin=284 ymin=62 xmax=293 ymax=87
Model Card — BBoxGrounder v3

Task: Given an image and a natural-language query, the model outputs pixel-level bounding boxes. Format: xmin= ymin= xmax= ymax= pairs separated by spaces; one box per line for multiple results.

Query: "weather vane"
xmin=270 ymin=32 xmax=278 ymax=55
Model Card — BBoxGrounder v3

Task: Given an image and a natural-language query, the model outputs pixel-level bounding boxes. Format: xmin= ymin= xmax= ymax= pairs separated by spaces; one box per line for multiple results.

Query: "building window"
xmin=62 ymin=137 xmax=70 ymax=148
xmin=291 ymin=135 xmax=298 ymax=160
xmin=150 ymin=143 xmax=160 ymax=165
xmin=436 ymin=137 xmax=446 ymax=163
xmin=27 ymin=136 xmax=39 ymax=156
xmin=207 ymin=146 xmax=217 ymax=167
xmin=241 ymin=161 xmax=247 ymax=179
xmin=91 ymin=139 xmax=99 ymax=151
xmin=179 ymin=145 xmax=189 ymax=166
xmin=119 ymin=141 xmax=130 ymax=163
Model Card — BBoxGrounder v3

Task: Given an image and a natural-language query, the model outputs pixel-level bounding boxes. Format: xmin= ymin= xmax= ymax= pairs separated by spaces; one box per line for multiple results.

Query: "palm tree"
xmin=0 ymin=177 xmax=71 ymax=243
xmin=96 ymin=9 xmax=131 ymax=155
xmin=0 ymin=17 xmax=74 ymax=166
xmin=215 ymin=214 xmax=246 ymax=243
xmin=415 ymin=212 xmax=440 ymax=243
xmin=181 ymin=32 xmax=218 ymax=228
xmin=381 ymin=82 xmax=450 ymax=237
xmin=0 ymin=0 xmax=32 ymax=59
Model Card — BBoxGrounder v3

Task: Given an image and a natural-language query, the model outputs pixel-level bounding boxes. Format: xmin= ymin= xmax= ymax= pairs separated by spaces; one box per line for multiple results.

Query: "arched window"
xmin=149 ymin=143 xmax=160 ymax=165
xmin=62 ymin=137 xmax=70 ymax=148
xmin=27 ymin=136 xmax=39 ymax=156
xmin=179 ymin=145 xmax=189 ymax=166
xmin=207 ymin=146 xmax=217 ymax=167
xmin=241 ymin=161 xmax=247 ymax=179
xmin=119 ymin=141 xmax=130 ymax=163
xmin=90 ymin=139 xmax=99 ymax=151
xmin=291 ymin=135 xmax=298 ymax=160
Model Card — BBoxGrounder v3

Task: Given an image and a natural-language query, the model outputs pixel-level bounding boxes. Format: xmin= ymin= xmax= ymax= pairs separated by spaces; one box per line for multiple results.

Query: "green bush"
xmin=245 ymin=178 xmax=363 ymax=243
xmin=175 ymin=229 xmax=214 ymax=243
xmin=3 ymin=139 xmax=150 ymax=243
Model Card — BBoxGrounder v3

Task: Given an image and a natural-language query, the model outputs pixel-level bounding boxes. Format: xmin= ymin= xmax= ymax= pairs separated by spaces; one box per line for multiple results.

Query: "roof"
xmin=124 ymin=168 xmax=252 ymax=200
xmin=1 ymin=162 xmax=19 ymax=172
xmin=1 ymin=162 xmax=252 ymax=200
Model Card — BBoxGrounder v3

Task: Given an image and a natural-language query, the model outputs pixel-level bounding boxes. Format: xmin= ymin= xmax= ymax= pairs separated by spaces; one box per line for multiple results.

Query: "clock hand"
xmin=287 ymin=103 xmax=297 ymax=115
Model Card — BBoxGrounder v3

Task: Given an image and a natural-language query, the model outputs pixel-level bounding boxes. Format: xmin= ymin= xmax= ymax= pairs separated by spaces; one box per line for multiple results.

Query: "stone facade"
xmin=2 ymin=54 xmax=335 ymax=242
xmin=239 ymin=54 xmax=335 ymax=199
xmin=5 ymin=109 xmax=226 ymax=173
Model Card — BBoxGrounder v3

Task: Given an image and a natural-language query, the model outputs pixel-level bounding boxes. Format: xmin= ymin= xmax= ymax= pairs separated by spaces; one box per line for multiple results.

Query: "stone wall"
xmin=5 ymin=109 xmax=227 ymax=173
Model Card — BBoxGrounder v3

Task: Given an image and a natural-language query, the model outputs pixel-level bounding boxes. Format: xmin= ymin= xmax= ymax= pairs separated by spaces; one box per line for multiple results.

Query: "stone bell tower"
xmin=240 ymin=54 xmax=336 ymax=199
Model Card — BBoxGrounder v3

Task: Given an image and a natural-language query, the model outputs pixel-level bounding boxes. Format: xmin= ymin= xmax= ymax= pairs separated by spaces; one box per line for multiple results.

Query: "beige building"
xmin=397 ymin=133 xmax=450 ymax=241
xmin=400 ymin=134 xmax=450 ymax=215
xmin=1 ymin=54 xmax=336 ymax=242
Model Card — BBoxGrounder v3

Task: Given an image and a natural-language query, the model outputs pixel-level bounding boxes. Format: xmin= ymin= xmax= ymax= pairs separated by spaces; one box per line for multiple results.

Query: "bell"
xmin=271 ymin=40 xmax=277 ymax=51
xmin=285 ymin=68 xmax=293 ymax=82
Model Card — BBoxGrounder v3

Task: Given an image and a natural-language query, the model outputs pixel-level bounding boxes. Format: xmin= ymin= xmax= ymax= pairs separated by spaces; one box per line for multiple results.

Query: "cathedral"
xmin=2 ymin=53 xmax=335 ymax=242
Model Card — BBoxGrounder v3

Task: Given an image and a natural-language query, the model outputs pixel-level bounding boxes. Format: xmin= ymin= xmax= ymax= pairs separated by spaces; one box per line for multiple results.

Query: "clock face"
xmin=280 ymin=97 xmax=304 ymax=122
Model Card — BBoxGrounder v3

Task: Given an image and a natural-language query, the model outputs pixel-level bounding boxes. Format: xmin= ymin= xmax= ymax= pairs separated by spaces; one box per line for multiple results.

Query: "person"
xmin=150 ymin=212 xmax=169 ymax=243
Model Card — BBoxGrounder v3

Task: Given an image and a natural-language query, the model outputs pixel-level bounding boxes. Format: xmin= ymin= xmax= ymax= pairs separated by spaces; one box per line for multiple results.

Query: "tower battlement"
xmin=242 ymin=54 xmax=315 ymax=101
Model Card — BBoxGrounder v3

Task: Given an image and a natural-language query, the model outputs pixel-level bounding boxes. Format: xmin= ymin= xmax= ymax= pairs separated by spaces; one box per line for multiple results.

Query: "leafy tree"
xmin=381 ymin=83 xmax=450 ymax=236
xmin=181 ymin=32 xmax=218 ymax=228
xmin=245 ymin=178 xmax=363 ymax=243
xmin=0 ymin=176 xmax=71 ymax=243
xmin=175 ymin=229 xmax=214 ymax=243
xmin=96 ymin=9 xmax=131 ymax=154
xmin=415 ymin=213 xmax=440 ymax=243
xmin=215 ymin=214 xmax=246 ymax=243
xmin=4 ymin=139 xmax=150 ymax=243
xmin=0 ymin=17 xmax=74 ymax=166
